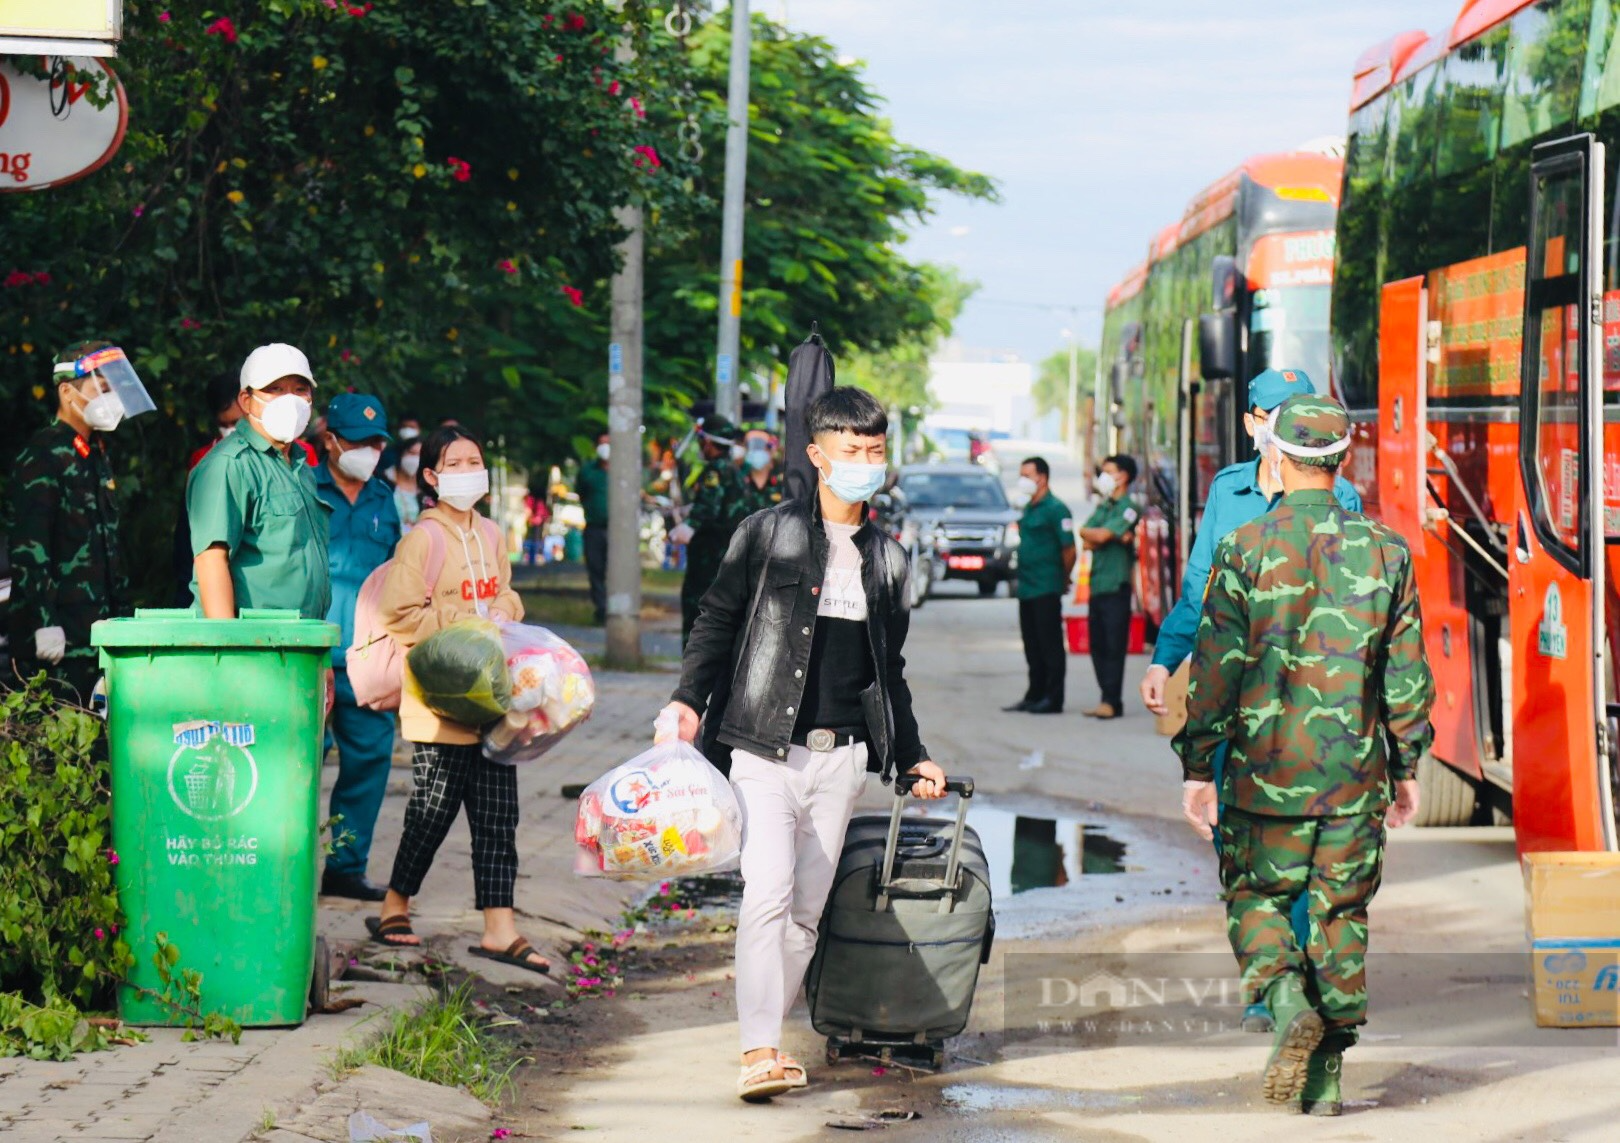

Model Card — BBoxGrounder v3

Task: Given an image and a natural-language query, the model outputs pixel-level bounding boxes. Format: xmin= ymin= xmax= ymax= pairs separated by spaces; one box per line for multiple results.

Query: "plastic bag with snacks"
xmin=482 ymin=624 xmax=595 ymax=764
xmin=403 ymin=618 xmax=510 ymax=727
xmin=573 ymin=711 xmax=743 ymax=879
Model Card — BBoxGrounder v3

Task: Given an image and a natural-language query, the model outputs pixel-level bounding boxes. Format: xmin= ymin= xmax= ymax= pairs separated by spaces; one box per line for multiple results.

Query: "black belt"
xmin=789 ymin=727 xmax=866 ymax=752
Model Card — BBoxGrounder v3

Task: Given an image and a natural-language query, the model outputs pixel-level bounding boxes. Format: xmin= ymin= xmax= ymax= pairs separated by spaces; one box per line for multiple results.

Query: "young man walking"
xmin=1078 ymin=454 xmax=1138 ymax=718
xmin=1175 ymin=395 xmax=1433 ymax=1115
xmin=661 ymin=387 xmax=947 ymax=1102
xmin=1003 ymin=456 xmax=1074 ymax=714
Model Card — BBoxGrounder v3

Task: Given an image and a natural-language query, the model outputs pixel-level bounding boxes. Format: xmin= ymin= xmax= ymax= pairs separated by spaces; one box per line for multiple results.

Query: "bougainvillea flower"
xmin=561 ymin=285 xmax=584 ymax=307
xmin=205 ymin=16 xmax=238 ymax=44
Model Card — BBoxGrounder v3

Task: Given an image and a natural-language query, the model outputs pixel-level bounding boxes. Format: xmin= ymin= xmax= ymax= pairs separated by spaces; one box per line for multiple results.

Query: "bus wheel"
xmin=1412 ymin=752 xmax=1476 ymax=827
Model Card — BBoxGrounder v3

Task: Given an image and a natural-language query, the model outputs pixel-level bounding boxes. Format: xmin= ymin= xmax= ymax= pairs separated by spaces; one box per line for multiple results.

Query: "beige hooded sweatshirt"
xmin=378 ymin=505 xmax=524 ymax=745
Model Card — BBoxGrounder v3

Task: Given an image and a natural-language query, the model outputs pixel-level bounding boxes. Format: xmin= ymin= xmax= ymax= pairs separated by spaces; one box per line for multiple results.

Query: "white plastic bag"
xmin=348 ymin=1111 xmax=431 ymax=1142
xmin=573 ymin=711 xmax=743 ymax=880
xmin=481 ymin=623 xmax=595 ymax=764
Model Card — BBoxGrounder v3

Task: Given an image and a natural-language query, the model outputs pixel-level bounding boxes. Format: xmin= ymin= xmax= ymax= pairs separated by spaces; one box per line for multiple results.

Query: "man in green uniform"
xmin=1004 ymin=456 xmax=1075 ymax=714
xmin=576 ymin=431 xmax=610 ymax=624
xmin=1174 ymin=395 xmax=1433 ymax=1115
xmin=677 ymin=415 xmax=747 ymax=645
xmin=1078 ymin=454 xmax=1139 ymax=718
xmin=7 ymin=341 xmax=155 ymax=701
xmin=738 ymin=430 xmax=783 ymax=517
xmin=189 ymin=342 xmax=332 ymax=620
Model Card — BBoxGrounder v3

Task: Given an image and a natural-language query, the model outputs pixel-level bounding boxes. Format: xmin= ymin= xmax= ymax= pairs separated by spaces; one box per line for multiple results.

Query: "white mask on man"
xmin=336 ymin=444 xmax=382 ymax=482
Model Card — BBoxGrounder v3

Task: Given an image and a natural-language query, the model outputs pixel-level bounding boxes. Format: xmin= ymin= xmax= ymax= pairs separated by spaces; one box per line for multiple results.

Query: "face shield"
xmin=54 ymin=347 xmax=157 ymax=421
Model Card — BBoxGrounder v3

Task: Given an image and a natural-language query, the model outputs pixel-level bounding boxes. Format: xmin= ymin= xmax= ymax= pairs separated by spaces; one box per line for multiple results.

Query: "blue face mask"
xmin=821 ymin=459 xmax=886 ymax=504
xmin=746 ymin=448 xmax=772 ymax=472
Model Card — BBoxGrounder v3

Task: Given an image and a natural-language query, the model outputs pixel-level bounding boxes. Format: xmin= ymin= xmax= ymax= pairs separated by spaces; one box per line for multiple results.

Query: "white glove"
xmin=668 ymin=523 xmax=695 ymax=545
xmin=34 ymin=626 xmax=66 ymax=664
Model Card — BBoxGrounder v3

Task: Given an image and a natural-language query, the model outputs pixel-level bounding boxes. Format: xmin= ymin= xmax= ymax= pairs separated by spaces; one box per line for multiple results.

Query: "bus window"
xmin=1249 ymin=285 xmax=1332 ymax=391
xmin=1578 ymin=0 xmax=1620 ymax=116
xmin=1437 ymin=28 xmax=1510 ymax=177
xmin=1502 ymin=0 xmax=1592 ymax=150
xmin=1333 ymin=96 xmax=1389 ymax=410
xmin=1391 ymin=64 xmax=1441 ymax=188
xmin=1527 ymin=167 xmax=1586 ymax=557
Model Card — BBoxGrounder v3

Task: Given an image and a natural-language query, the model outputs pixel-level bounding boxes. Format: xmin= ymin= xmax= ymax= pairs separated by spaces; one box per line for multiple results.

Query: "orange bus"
xmin=1098 ymin=150 xmax=1343 ymax=633
xmin=1333 ymin=0 xmax=1620 ymax=851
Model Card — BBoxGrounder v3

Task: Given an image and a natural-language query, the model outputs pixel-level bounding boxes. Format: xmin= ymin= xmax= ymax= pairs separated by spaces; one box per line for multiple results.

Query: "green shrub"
xmin=0 ymin=677 xmax=133 ymax=1008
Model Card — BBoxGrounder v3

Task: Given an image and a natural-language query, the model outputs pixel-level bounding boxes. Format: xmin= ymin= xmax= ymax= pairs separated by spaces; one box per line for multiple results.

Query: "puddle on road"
xmin=969 ymin=804 xmax=1128 ymax=895
xmin=941 ymin=1082 xmax=1144 ymax=1113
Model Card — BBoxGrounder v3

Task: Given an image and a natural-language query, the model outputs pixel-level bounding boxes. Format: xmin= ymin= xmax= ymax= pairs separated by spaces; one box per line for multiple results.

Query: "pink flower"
xmin=158 ymin=11 xmax=171 ymax=22
xmin=180 ymin=317 xmax=200 ymax=331
xmin=542 ymin=15 xmax=554 ymax=28
xmin=4 ymin=270 xmax=34 ymax=288
xmin=133 ymin=204 xmax=145 ymax=218
xmin=629 ymin=96 xmax=645 ymax=120
xmin=631 ymin=145 xmax=661 ymax=170
xmin=554 ymin=54 xmax=563 ymax=63
xmin=561 ymin=285 xmax=583 ymax=307
xmin=659 ymin=881 xmax=672 ymax=894
xmin=340 ymin=349 xmax=360 ymax=364
xmin=583 ymin=956 xmax=598 ymax=967
xmin=567 ymin=13 xmax=587 ymax=31
xmin=871 ymin=1066 xmax=888 ymax=1076
xmin=205 ymin=16 xmax=238 ymax=44
xmin=94 ymin=928 xmax=105 ymax=940
xmin=498 ymin=259 xmax=517 ymax=275
xmin=582 ymin=942 xmax=595 ymax=953
xmin=492 ymin=1131 xmax=512 ymax=1141
xmin=106 ymin=848 xmax=119 ymax=865
xmin=608 ymin=80 xmax=620 ymax=96
xmin=33 ymin=272 xmax=50 ymax=285
xmin=604 ymin=989 xmax=616 ymax=997
xmin=446 ymin=156 xmax=471 ymax=183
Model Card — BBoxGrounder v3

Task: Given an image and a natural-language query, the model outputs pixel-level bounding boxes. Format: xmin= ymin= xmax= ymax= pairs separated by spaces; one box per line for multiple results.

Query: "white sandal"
xmin=737 ymin=1058 xmax=792 ymax=1102
xmin=778 ymin=1053 xmax=808 ymax=1088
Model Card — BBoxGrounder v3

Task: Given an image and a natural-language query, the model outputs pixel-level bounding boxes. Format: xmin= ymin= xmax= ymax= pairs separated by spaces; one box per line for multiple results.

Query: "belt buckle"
xmin=807 ymin=728 xmax=837 ymax=752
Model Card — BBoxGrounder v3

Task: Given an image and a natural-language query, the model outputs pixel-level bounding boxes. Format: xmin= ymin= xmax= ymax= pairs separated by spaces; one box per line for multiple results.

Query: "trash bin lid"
xmin=91 ymin=609 xmax=341 ymax=650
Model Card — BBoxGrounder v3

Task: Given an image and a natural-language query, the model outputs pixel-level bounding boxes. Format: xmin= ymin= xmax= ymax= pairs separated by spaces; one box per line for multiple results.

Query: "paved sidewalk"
xmin=0 ymin=664 xmax=677 ymax=1143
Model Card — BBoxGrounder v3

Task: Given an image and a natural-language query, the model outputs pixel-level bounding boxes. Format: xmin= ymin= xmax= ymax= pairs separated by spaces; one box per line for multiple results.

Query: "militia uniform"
xmin=1080 ymin=489 xmax=1138 ymax=715
xmin=681 ymin=423 xmax=748 ymax=644
xmin=739 ymin=467 xmax=784 ymax=518
xmin=7 ymin=421 xmax=129 ymax=699
xmin=577 ymin=458 xmax=609 ymax=623
xmin=1175 ymin=396 xmax=1434 ymax=1113
xmin=1013 ymin=487 xmax=1075 ymax=712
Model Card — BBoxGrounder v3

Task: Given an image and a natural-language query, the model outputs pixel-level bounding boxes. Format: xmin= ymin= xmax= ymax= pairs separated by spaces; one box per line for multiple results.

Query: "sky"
xmin=778 ymin=0 xmax=1462 ymax=365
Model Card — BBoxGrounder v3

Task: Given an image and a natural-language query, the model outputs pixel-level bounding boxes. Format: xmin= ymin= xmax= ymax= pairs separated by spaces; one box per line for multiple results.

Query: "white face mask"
xmin=435 ymin=468 xmax=489 ymax=510
xmin=1094 ymin=471 xmax=1117 ymax=496
xmin=400 ymin=453 xmax=421 ymax=476
xmin=730 ymin=443 xmax=747 ymax=462
xmin=596 ymin=442 xmax=611 ymax=462
xmin=253 ymin=391 xmax=313 ymax=443
xmin=1252 ymin=419 xmax=1275 ymax=456
xmin=1015 ymin=475 xmax=1038 ymax=499
xmin=398 ymin=426 xmax=421 ymax=441
xmin=82 ymin=391 xmax=126 ymax=433
xmin=336 ymin=444 xmax=382 ymax=482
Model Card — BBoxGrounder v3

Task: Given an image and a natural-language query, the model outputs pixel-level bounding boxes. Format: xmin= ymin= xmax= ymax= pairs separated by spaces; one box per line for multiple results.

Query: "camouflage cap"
xmin=1269 ymin=394 xmax=1350 ymax=468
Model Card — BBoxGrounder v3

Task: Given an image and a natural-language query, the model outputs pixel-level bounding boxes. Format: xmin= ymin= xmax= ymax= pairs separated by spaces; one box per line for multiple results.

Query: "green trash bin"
xmin=91 ymin=608 xmax=340 ymax=1027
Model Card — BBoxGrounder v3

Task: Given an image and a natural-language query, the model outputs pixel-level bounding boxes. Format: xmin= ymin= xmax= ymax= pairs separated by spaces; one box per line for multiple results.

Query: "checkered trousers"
xmin=387 ymin=742 xmax=520 ymax=910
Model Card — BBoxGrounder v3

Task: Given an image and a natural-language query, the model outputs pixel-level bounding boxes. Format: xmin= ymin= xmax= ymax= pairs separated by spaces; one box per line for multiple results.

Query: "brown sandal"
xmin=365 ymin=914 xmax=419 ymax=948
xmin=467 ymin=938 xmax=551 ymax=976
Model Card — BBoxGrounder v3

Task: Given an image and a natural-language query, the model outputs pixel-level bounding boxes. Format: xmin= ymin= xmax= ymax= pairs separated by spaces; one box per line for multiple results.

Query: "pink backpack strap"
xmin=419 ymin=518 xmax=449 ymax=602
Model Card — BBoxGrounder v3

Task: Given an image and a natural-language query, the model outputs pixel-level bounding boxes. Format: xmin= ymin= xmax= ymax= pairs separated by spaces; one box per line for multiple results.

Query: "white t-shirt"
xmin=818 ymin=522 xmax=867 ymax=622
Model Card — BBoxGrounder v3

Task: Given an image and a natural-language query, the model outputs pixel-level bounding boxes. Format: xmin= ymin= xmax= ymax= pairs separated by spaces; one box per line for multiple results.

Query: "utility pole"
xmin=604 ymin=5 xmax=643 ymax=669
xmin=713 ymin=0 xmax=751 ymax=422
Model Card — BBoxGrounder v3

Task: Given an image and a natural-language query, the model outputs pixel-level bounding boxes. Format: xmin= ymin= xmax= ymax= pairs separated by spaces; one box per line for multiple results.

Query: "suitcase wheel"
xmin=826 ymin=1039 xmax=842 ymax=1066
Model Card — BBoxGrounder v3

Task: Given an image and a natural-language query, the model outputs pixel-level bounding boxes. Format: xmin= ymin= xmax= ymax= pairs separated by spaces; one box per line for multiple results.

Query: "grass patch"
xmin=334 ymin=982 xmax=521 ymax=1105
xmin=516 ymin=590 xmax=600 ymax=629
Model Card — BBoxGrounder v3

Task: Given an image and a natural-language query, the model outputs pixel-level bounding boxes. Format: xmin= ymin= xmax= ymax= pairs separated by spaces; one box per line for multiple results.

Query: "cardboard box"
xmin=1524 ymin=852 xmax=1620 ymax=1027
xmin=1154 ymin=661 xmax=1189 ymax=738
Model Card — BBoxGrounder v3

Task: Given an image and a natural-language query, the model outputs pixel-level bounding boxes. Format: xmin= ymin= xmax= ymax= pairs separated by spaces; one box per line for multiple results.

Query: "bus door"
xmin=1512 ymin=134 xmax=1617 ymax=853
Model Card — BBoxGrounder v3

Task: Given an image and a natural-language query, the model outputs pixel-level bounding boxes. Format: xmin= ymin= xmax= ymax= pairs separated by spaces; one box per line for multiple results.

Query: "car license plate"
xmin=948 ymin=555 xmax=985 ymax=570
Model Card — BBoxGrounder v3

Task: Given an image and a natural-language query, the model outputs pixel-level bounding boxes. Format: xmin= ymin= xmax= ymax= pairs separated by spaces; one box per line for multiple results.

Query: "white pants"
xmin=730 ymin=742 xmax=869 ymax=1052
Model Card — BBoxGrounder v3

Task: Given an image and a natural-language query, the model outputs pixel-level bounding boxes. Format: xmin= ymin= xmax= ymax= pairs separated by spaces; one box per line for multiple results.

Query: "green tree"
xmin=1034 ymin=343 xmax=1097 ymax=441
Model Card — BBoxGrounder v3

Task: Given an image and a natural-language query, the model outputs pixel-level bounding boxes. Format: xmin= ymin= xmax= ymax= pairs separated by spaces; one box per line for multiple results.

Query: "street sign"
xmin=0 ymin=0 xmax=122 ymax=57
xmin=0 ymin=57 xmax=128 ymax=192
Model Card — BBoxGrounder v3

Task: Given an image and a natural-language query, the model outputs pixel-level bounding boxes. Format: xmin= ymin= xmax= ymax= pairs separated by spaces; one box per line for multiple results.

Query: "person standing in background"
xmin=1002 ymin=456 xmax=1074 ymax=715
xmin=1078 ymin=454 xmax=1139 ymax=719
xmin=392 ymin=436 xmax=423 ymax=533
xmin=315 ymin=393 xmax=402 ymax=902
xmin=739 ymin=430 xmax=783 ymax=517
xmin=8 ymin=341 xmax=154 ymax=700
xmin=576 ymin=431 xmax=611 ymax=624
xmin=676 ymin=415 xmax=747 ymax=645
xmin=173 ymin=372 xmax=248 ymax=605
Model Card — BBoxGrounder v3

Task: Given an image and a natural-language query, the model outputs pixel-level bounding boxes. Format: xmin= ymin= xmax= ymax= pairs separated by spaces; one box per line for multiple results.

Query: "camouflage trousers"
xmin=1216 ymin=807 xmax=1386 ymax=1032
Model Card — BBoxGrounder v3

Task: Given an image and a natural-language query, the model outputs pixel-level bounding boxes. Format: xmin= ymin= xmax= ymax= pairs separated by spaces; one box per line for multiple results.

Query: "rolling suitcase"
xmin=806 ymin=775 xmax=993 ymax=1068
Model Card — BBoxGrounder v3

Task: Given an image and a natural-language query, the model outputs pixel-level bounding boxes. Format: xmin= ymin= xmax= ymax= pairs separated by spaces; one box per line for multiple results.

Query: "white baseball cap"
xmin=240 ymin=343 xmax=316 ymax=391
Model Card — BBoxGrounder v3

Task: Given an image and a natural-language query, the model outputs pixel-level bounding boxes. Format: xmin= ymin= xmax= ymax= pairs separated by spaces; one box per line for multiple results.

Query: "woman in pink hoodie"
xmin=366 ymin=426 xmax=549 ymax=975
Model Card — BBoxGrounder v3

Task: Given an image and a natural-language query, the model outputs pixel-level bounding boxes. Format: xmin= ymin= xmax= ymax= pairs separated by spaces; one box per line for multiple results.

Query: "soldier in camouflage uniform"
xmin=738 ymin=430 xmax=783 ymax=518
xmin=7 ymin=342 xmax=152 ymax=701
xmin=679 ymin=415 xmax=748 ymax=644
xmin=1173 ymin=395 xmax=1434 ymax=1115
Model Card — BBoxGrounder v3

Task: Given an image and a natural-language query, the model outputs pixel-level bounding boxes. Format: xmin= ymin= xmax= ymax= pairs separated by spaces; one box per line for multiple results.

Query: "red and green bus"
xmin=1333 ymin=0 xmax=1620 ymax=851
xmin=1098 ymin=150 xmax=1343 ymax=632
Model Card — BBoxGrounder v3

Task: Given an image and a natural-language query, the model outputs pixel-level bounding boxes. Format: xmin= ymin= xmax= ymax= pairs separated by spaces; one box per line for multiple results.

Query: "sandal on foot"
xmin=737 ymin=1058 xmax=792 ymax=1102
xmin=365 ymin=914 xmax=419 ymax=948
xmin=467 ymin=938 xmax=551 ymax=976
xmin=777 ymin=1053 xmax=808 ymax=1088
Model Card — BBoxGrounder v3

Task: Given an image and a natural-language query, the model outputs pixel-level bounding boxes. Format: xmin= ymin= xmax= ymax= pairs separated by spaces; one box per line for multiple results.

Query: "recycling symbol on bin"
xmin=167 ymin=723 xmax=259 ymax=821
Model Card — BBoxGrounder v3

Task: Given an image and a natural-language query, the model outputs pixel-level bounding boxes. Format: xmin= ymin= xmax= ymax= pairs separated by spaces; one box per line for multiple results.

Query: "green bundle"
xmin=405 ymin=619 xmax=512 ymax=726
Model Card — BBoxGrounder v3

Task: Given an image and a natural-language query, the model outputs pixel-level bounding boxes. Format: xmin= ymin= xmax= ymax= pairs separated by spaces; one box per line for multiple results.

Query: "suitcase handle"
xmin=879 ymin=774 xmax=974 ymax=914
xmin=893 ymin=773 xmax=975 ymax=798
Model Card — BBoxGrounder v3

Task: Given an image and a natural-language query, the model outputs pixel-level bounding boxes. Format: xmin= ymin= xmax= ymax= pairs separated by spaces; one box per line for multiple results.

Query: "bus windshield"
xmin=1248 ymin=284 xmax=1331 ymax=389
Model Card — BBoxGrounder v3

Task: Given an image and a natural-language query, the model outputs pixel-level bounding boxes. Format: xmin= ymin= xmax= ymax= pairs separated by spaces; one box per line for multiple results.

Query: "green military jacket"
xmin=1017 ymin=491 xmax=1076 ymax=600
xmin=1081 ymin=494 xmax=1138 ymax=595
xmin=187 ymin=422 xmax=333 ymax=619
xmin=738 ymin=468 xmax=783 ymax=519
xmin=577 ymin=461 xmax=609 ymax=528
xmin=686 ymin=460 xmax=747 ymax=539
xmin=6 ymin=419 xmax=128 ymax=670
xmin=1174 ymin=489 xmax=1435 ymax=817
